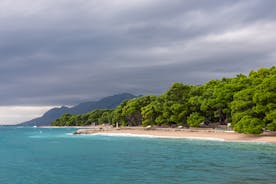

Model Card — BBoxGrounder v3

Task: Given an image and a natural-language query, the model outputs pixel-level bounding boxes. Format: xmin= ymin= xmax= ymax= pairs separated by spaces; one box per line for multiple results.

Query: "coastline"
xmin=38 ymin=126 xmax=96 ymax=129
xmin=73 ymin=127 xmax=276 ymax=144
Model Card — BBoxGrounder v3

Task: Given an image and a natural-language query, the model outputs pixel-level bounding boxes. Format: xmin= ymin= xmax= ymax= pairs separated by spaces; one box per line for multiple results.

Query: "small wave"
xmin=225 ymin=140 xmax=274 ymax=145
xmin=65 ymin=133 xmax=74 ymax=136
xmin=93 ymin=133 xmax=160 ymax=138
xmin=85 ymin=133 xmax=226 ymax=142
xmin=29 ymin=135 xmax=45 ymax=138
xmin=182 ymin=137 xmax=225 ymax=142
xmin=15 ymin=126 xmax=26 ymax=128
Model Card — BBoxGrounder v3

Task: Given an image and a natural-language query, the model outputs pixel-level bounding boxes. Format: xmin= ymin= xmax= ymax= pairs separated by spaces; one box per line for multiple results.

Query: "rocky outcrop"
xmin=74 ymin=129 xmax=100 ymax=134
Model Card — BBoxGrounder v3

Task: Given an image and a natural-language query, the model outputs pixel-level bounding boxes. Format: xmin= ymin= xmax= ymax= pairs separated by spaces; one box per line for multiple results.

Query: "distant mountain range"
xmin=19 ymin=93 xmax=137 ymax=126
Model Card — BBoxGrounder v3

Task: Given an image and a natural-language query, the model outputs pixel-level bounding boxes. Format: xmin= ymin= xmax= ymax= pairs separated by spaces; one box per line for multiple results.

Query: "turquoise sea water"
xmin=0 ymin=127 xmax=275 ymax=184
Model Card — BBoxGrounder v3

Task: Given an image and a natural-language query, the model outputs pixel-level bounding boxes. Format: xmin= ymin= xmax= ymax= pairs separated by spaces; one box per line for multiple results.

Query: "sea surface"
xmin=0 ymin=126 xmax=275 ymax=184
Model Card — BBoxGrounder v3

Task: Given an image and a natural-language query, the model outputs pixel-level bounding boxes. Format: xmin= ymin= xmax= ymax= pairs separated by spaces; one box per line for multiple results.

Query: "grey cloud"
xmin=0 ymin=0 xmax=275 ymax=106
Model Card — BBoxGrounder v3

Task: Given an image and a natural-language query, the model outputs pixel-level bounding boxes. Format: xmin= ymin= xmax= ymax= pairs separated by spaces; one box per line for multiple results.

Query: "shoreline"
xmin=73 ymin=127 xmax=276 ymax=144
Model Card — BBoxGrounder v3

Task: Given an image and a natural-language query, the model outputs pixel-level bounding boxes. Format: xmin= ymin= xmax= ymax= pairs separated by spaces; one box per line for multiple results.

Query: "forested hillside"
xmin=52 ymin=67 xmax=276 ymax=134
xmin=20 ymin=93 xmax=136 ymax=126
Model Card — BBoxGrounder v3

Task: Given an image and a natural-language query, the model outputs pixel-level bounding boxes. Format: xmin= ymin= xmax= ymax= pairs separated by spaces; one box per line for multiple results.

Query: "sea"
xmin=0 ymin=126 xmax=275 ymax=184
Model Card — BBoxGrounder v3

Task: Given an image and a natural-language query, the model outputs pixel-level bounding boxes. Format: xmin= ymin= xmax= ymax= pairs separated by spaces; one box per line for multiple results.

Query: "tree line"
xmin=51 ymin=67 xmax=276 ymax=134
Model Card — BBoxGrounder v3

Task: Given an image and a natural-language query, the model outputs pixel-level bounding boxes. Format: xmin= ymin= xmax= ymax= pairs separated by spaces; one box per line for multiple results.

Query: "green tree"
xmin=111 ymin=101 xmax=128 ymax=126
xmin=141 ymin=103 xmax=157 ymax=126
xmin=51 ymin=67 xmax=276 ymax=134
xmin=121 ymin=96 xmax=154 ymax=126
xmin=234 ymin=116 xmax=264 ymax=134
xmin=98 ymin=110 xmax=113 ymax=124
xmin=187 ymin=112 xmax=205 ymax=127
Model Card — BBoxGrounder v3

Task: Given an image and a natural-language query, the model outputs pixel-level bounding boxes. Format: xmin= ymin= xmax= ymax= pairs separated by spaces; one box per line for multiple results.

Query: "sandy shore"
xmin=39 ymin=126 xmax=95 ymax=129
xmin=74 ymin=127 xmax=276 ymax=144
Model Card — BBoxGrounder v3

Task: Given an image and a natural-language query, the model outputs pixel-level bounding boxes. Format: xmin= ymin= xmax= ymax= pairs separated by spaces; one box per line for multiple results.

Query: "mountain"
xmin=19 ymin=93 xmax=137 ymax=126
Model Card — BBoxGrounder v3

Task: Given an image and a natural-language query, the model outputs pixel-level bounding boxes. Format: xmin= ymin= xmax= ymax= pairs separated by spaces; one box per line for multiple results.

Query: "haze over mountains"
xmin=19 ymin=93 xmax=136 ymax=126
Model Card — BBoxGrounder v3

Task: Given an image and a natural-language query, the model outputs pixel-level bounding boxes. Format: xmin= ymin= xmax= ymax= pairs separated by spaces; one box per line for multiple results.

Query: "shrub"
xmin=234 ymin=116 xmax=264 ymax=134
xmin=187 ymin=112 xmax=205 ymax=127
xmin=266 ymin=120 xmax=276 ymax=131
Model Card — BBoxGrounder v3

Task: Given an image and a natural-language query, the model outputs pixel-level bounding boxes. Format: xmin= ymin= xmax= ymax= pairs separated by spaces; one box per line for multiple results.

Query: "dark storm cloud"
xmin=0 ymin=0 xmax=275 ymax=105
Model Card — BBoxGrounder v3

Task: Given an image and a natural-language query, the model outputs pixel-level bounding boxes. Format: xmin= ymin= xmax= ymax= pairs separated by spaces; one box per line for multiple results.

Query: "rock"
xmin=73 ymin=129 xmax=98 ymax=134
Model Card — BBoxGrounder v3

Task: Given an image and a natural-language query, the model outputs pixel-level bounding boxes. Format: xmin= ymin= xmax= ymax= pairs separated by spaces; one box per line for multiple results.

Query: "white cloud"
xmin=0 ymin=106 xmax=54 ymax=125
xmin=205 ymin=22 xmax=276 ymax=43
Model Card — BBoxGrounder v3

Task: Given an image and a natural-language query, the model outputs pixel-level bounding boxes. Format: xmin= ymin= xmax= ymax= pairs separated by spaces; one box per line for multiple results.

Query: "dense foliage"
xmin=51 ymin=67 xmax=276 ymax=134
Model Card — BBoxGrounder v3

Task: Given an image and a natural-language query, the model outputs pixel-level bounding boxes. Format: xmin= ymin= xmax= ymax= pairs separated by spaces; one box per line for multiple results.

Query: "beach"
xmin=73 ymin=127 xmax=276 ymax=144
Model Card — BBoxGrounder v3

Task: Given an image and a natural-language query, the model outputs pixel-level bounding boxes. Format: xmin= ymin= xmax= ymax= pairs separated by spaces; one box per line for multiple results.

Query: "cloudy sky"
xmin=0 ymin=0 xmax=275 ymax=124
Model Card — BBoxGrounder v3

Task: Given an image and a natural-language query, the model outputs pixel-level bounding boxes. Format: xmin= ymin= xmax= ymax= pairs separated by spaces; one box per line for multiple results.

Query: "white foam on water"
xmin=182 ymin=136 xmax=225 ymax=141
xmin=65 ymin=133 xmax=74 ymax=136
xmin=90 ymin=133 xmax=276 ymax=145
xmin=29 ymin=135 xmax=45 ymax=138
xmin=92 ymin=133 xmax=159 ymax=138
xmin=225 ymin=140 xmax=273 ymax=145
xmin=89 ymin=133 xmax=226 ymax=142
xmin=30 ymin=132 xmax=274 ymax=145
